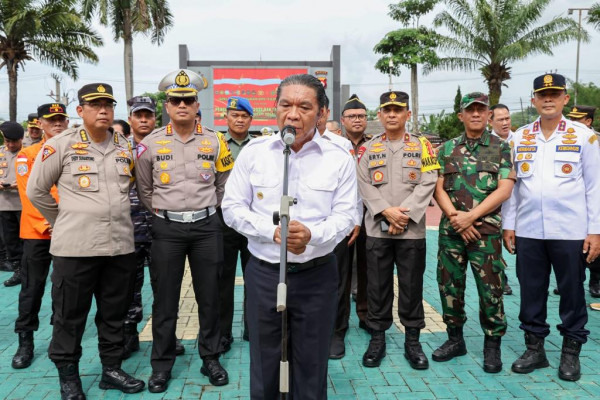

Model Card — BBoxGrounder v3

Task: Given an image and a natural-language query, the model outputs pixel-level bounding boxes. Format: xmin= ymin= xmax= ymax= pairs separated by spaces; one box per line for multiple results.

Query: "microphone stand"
xmin=273 ymin=143 xmax=295 ymax=399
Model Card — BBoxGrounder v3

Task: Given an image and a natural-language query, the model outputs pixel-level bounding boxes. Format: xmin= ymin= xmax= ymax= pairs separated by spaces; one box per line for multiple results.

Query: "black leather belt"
xmin=254 ymin=253 xmax=335 ymax=273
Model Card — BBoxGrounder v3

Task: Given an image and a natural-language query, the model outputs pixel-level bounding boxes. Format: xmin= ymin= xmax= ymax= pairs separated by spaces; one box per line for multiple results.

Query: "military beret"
xmin=127 ymin=96 xmax=156 ymax=114
xmin=78 ymin=83 xmax=116 ymax=103
xmin=27 ymin=113 xmax=40 ymax=128
xmin=158 ymin=69 xmax=205 ymax=98
xmin=533 ymin=73 xmax=567 ymax=93
xmin=343 ymin=94 xmax=367 ymax=112
xmin=38 ymin=103 xmax=68 ymax=119
xmin=226 ymin=96 xmax=253 ymax=116
xmin=379 ymin=91 xmax=409 ymax=109
xmin=0 ymin=121 xmax=24 ymax=140
xmin=461 ymin=92 xmax=489 ymax=110
xmin=567 ymin=105 xmax=596 ymax=120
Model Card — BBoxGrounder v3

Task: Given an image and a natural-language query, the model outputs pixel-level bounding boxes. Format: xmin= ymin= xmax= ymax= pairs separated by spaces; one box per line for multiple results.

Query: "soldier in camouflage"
xmin=433 ymin=92 xmax=515 ymax=373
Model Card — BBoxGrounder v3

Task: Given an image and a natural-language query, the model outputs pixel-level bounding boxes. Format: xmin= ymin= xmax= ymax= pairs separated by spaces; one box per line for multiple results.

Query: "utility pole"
xmin=48 ymin=74 xmax=75 ymax=106
xmin=388 ymin=58 xmax=394 ymax=91
xmin=568 ymin=7 xmax=590 ymax=104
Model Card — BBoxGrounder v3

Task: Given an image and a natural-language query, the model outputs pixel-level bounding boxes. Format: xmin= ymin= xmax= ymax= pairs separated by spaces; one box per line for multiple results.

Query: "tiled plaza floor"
xmin=1 ymin=228 xmax=599 ymax=399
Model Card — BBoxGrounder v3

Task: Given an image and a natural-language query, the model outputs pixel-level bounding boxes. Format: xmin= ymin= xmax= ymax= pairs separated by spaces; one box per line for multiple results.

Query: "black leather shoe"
xmin=4 ymin=266 xmax=21 ymax=287
xmin=404 ymin=328 xmax=429 ymax=370
xmin=12 ymin=332 xmax=34 ymax=369
xmin=512 ymin=332 xmax=549 ymax=374
xmin=329 ymin=337 xmax=345 ymax=359
xmin=0 ymin=259 xmax=13 ymax=272
xmin=483 ymin=336 xmax=502 ymax=373
xmin=201 ymin=358 xmax=229 ymax=386
xmin=362 ymin=331 xmax=386 ymax=367
xmin=99 ymin=366 xmax=144 ymax=393
xmin=559 ymin=337 xmax=582 ymax=381
xmin=58 ymin=364 xmax=86 ymax=400
xmin=503 ymin=282 xmax=513 ymax=296
xmin=432 ymin=327 xmax=467 ymax=362
xmin=175 ymin=338 xmax=185 ymax=356
xmin=148 ymin=371 xmax=171 ymax=393
xmin=221 ymin=334 xmax=234 ymax=353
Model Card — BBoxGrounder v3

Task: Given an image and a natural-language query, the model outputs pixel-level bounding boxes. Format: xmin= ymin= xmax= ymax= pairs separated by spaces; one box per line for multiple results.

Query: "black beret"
xmin=0 ymin=121 xmax=24 ymax=140
xmin=343 ymin=94 xmax=367 ymax=112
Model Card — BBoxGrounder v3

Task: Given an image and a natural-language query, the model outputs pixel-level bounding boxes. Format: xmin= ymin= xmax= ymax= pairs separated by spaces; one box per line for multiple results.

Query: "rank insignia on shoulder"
xmin=589 ymin=135 xmax=598 ymax=145
xmin=155 ymin=140 xmax=171 ymax=146
xmin=157 ymin=147 xmax=172 ymax=154
xmin=42 ymin=145 xmax=56 ymax=161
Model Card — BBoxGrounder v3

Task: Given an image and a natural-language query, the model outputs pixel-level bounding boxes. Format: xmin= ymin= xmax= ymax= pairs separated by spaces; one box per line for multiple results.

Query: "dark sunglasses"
xmin=167 ymin=97 xmax=197 ymax=106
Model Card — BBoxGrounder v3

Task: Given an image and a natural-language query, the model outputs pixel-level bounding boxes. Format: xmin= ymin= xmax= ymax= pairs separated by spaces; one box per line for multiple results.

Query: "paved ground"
xmin=1 ymin=205 xmax=599 ymax=399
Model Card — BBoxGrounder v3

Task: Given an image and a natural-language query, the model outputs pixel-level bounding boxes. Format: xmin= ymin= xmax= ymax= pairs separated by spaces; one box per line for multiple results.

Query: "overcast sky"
xmin=1 ymin=0 xmax=598 ymax=122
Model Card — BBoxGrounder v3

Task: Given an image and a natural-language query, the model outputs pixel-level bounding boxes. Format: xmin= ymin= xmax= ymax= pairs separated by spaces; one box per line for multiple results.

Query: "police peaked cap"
xmin=159 ymin=69 xmax=205 ymax=98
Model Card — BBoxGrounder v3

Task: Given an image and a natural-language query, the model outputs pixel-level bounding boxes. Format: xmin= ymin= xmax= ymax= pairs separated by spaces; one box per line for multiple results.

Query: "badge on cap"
xmin=175 ymin=71 xmax=190 ymax=87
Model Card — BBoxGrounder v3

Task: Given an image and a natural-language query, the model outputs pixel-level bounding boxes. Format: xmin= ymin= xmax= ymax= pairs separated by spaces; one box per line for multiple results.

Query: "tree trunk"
xmin=123 ymin=7 xmax=134 ymax=107
xmin=7 ymin=62 xmax=18 ymax=122
xmin=487 ymin=78 xmax=502 ymax=107
xmin=410 ymin=64 xmax=419 ymax=134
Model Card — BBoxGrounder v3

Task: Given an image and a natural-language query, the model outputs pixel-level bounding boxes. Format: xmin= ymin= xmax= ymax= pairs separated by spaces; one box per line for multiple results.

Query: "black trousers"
xmin=0 ymin=210 xmax=22 ymax=262
xmin=332 ymin=237 xmax=351 ymax=339
xmin=15 ymin=239 xmax=52 ymax=332
xmin=125 ymin=242 xmax=151 ymax=325
xmin=516 ymin=237 xmax=589 ymax=343
xmin=48 ymin=253 xmax=136 ymax=367
xmin=365 ymin=237 xmax=426 ymax=331
xmin=349 ymin=222 xmax=368 ymax=323
xmin=150 ymin=213 xmax=223 ymax=372
xmin=246 ymin=254 xmax=337 ymax=400
xmin=219 ymin=223 xmax=250 ymax=338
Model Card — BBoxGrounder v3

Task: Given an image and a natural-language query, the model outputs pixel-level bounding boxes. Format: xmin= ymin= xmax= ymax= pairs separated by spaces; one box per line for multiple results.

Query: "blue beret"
xmin=227 ymin=97 xmax=253 ymax=116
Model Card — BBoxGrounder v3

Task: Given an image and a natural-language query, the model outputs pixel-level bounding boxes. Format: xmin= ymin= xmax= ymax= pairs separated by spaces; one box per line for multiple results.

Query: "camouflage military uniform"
xmin=437 ymin=130 xmax=512 ymax=336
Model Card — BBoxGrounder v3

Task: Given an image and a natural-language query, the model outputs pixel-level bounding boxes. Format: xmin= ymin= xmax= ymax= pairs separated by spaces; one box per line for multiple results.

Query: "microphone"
xmin=281 ymin=125 xmax=296 ymax=146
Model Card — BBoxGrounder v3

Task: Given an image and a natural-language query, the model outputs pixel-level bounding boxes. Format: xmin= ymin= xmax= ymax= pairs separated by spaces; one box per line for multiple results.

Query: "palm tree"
xmin=589 ymin=3 xmax=600 ymax=30
xmin=80 ymin=0 xmax=173 ymax=103
xmin=0 ymin=0 xmax=102 ymax=121
xmin=426 ymin=0 xmax=586 ymax=105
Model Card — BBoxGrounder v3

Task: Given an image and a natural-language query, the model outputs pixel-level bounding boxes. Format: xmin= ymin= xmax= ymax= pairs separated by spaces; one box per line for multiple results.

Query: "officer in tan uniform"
xmin=0 ymin=122 xmax=24 ymax=287
xmin=135 ymin=69 xmax=233 ymax=392
xmin=23 ymin=114 xmax=43 ymax=148
xmin=27 ymin=83 xmax=145 ymax=399
xmin=357 ymin=91 xmax=440 ymax=370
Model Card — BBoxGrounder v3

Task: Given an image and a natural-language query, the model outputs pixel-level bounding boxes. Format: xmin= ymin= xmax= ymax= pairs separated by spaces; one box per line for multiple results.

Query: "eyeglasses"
xmin=82 ymin=101 xmax=116 ymax=110
xmin=342 ymin=114 xmax=367 ymax=121
xmin=167 ymin=97 xmax=197 ymax=106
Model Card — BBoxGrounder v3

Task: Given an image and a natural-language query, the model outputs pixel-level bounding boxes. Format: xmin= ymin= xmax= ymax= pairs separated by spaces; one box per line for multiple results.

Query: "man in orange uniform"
xmin=11 ymin=103 xmax=68 ymax=369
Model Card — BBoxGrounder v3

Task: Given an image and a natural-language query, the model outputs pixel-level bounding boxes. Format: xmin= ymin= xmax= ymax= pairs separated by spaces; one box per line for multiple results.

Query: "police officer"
xmin=503 ymin=74 xmax=600 ymax=381
xmin=433 ymin=92 xmax=514 ymax=373
xmin=357 ymin=91 xmax=439 ymax=370
xmin=341 ymin=94 xmax=372 ymax=332
xmin=316 ymin=95 xmax=361 ymax=360
xmin=219 ymin=96 xmax=254 ymax=351
xmin=11 ymin=103 xmax=68 ymax=369
xmin=0 ymin=122 xmax=24 ymax=287
xmin=135 ymin=69 xmax=232 ymax=392
xmin=222 ymin=74 xmax=357 ymax=400
xmin=28 ymin=83 xmax=145 ymax=398
xmin=23 ymin=114 xmax=43 ymax=148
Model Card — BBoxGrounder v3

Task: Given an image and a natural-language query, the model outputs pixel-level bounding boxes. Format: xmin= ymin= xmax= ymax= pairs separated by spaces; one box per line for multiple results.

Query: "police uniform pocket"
xmin=369 ymin=167 xmax=388 ymax=186
xmin=116 ymin=162 xmax=132 ymax=193
xmin=71 ymin=161 xmax=99 ymax=192
xmin=196 ymin=159 xmax=215 ymax=184
xmin=554 ymin=152 xmax=580 ymax=178
xmin=402 ymin=158 xmax=422 ymax=184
